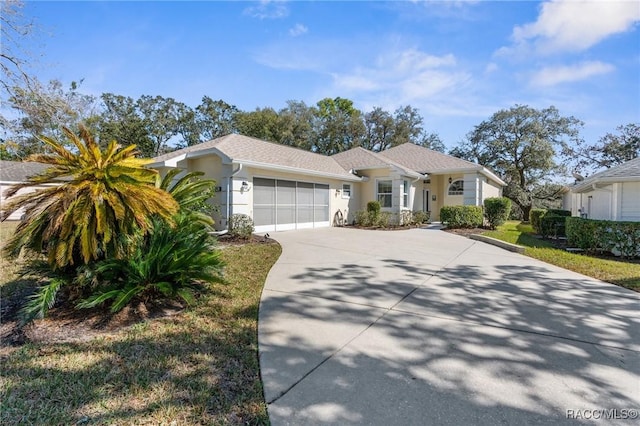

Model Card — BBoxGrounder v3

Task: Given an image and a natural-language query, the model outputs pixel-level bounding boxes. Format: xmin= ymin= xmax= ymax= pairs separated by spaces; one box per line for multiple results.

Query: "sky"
xmin=17 ymin=0 xmax=640 ymax=150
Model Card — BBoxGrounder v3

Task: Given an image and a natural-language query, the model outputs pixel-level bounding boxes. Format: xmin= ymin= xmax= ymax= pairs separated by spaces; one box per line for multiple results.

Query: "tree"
xmin=2 ymin=125 xmax=178 ymax=270
xmin=313 ymin=97 xmax=365 ymax=155
xmin=136 ymin=95 xmax=188 ymax=156
xmin=363 ymin=107 xmax=394 ymax=151
xmin=417 ymin=132 xmax=446 ymax=153
xmin=3 ymin=80 xmax=97 ymax=159
xmin=572 ymin=123 xmax=639 ymax=173
xmin=1 ymin=0 xmax=35 ymax=102
xmin=391 ymin=105 xmax=424 ymax=147
xmin=91 ymin=93 xmax=153 ymax=153
xmin=277 ymin=100 xmax=315 ymax=150
xmin=195 ymin=96 xmax=239 ymax=142
xmin=234 ymin=107 xmax=282 ymax=142
xmin=452 ymin=105 xmax=583 ymax=220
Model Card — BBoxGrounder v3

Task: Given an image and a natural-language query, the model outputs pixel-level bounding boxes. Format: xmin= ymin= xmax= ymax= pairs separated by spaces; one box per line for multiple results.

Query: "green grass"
xmin=483 ymin=221 xmax=640 ymax=291
xmin=0 ymin=240 xmax=282 ymax=425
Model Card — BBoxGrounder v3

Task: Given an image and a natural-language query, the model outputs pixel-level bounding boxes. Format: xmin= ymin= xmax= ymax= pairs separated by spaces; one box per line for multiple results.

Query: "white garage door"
xmin=253 ymin=178 xmax=330 ymax=232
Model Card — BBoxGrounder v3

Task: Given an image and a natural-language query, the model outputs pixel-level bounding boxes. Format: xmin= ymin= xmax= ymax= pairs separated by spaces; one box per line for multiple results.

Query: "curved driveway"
xmin=258 ymin=227 xmax=639 ymax=425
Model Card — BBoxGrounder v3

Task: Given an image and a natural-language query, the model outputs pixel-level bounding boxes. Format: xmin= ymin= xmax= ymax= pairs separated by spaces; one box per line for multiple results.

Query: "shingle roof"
xmin=572 ymin=157 xmax=640 ymax=191
xmin=332 ymin=147 xmax=420 ymax=177
xmin=378 ymin=143 xmax=480 ymax=173
xmin=152 ymin=134 xmax=356 ymax=178
xmin=151 ymin=136 xmax=505 ymax=185
xmin=0 ymin=160 xmax=50 ymax=182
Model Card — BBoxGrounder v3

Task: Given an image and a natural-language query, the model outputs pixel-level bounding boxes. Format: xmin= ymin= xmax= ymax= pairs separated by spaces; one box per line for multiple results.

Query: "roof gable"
xmin=379 ymin=143 xmax=480 ymax=173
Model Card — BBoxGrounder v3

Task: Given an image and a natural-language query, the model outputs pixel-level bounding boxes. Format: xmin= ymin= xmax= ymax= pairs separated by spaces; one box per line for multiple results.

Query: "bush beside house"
xmin=484 ymin=197 xmax=512 ymax=229
xmin=440 ymin=205 xmax=483 ymax=229
xmin=567 ymin=217 xmax=640 ymax=258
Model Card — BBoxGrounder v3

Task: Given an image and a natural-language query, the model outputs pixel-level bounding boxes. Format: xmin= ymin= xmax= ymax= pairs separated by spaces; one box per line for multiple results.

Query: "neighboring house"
xmin=563 ymin=157 xmax=640 ymax=222
xmin=0 ymin=160 xmax=52 ymax=221
xmin=150 ymin=134 xmax=505 ymax=233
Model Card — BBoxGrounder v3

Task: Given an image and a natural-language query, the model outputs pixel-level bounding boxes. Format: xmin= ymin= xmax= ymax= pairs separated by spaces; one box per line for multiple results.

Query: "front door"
xmin=423 ymin=190 xmax=430 ymax=212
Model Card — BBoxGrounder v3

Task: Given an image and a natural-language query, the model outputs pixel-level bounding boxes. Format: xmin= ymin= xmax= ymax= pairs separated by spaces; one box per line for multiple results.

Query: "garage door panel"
xmin=252 ymin=178 xmax=329 ymax=231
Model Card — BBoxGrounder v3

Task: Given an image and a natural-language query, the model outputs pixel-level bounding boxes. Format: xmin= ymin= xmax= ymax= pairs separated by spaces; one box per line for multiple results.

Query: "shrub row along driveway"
xmin=258 ymin=227 xmax=639 ymax=425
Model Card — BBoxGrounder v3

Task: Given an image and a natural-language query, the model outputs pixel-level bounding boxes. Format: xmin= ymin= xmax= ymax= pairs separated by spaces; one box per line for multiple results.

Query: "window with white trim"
xmin=342 ymin=183 xmax=351 ymax=199
xmin=448 ymin=179 xmax=464 ymax=195
xmin=377 ymin=180 xmax=392 ymax=208
xmin=402 ymin=180 xmax=409 ymax=208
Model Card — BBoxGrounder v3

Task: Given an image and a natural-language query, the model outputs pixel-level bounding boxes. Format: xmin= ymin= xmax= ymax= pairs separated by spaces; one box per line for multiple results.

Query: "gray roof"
xmin=378 ymin=143 xmax=505 ymax=185
xmin=0 ymin=160 xmax=50 ymax=182
xmin=572 ymin=157 xmax=640 ymax=191
xmin=332 ymin=147 xmax=421 ymax=177
xmin=151 ymin=136 xmax=505 ymax=185
xmin=378 ymin=143 xmax=480 ymax=173
xmin=152 ymin=134 xmax=357 ymax=179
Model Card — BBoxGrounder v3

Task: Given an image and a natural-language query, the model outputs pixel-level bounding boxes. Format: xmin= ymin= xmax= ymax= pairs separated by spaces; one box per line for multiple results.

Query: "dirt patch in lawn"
xmin=0 ymin=286 xmax=185 ymax=348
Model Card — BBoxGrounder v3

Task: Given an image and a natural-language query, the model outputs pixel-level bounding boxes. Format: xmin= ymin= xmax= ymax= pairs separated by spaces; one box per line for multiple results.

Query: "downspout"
xmin=211 ymin=163 xmax=243 ymax=236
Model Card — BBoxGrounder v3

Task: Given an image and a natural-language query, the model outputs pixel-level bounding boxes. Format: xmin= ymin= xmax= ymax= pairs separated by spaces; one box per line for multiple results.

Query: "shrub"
xmin=354 ymin=210 xmax=371 ymax=227
xmin=399 ymin=210 xmax=413 ymax=226
xmin=539 ymin=214 xmax=567 ymax=238
xmin=547 ymin=209 xmax=571 ymax=217
xmin=440 ymin=205 xmax=483 ymax=229
xmin=367 ymin=201 xmax=381 ymax=216
xmin=529 ymin=209 xmax=547 ymax=233
xmin=77 ymin=214 xmax=224 ymax=313
xmin=567 ymin=217 xmax=640 ymax=258
xmin=375 ymin=212 xmax=391 ymax=228
xmin=412 ymin=210 xmax=430 ymax=225
xmin=484 ymin=197 xmax=512 ymax=229
xmin=229 ymin=214 xmax=255 ymax=239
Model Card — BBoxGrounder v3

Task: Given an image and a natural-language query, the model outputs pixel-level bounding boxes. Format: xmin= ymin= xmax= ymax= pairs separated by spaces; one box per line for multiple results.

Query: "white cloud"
xmin=243 ymin=0 xmax=289 ymax=20
xmin=530 ymin=61 xmax=615 ymax=86
xmin=484 ymin=62 xmax=498 ymax=74
xmin=331 ymin=49 xmax=470 ymax=106
xmin=289 ymin=23 xmax=308 ymax=37
xmin=507 ymin=0 xmax=640 ymax=55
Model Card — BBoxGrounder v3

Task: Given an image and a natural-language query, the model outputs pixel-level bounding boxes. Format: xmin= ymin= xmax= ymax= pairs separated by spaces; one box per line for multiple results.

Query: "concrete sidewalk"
xmin=258 ymin=227 xmax=640 ymax=425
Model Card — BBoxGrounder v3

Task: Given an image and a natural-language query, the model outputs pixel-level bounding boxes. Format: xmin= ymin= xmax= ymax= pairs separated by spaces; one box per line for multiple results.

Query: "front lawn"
xmin=483 ymin=221 xmax=640 ymax=291
xmin=0 ymin=237 xmax=281 ymax=425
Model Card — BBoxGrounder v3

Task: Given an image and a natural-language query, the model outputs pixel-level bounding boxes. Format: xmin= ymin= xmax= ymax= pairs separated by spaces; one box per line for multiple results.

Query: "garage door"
xmin=253 ymin=178 xmax=330 ymax=232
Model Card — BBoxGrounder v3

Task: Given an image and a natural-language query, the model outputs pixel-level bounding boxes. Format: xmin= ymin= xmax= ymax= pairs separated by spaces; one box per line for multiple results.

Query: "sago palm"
xmin=2 ymin=125 xmax=178 ymax=269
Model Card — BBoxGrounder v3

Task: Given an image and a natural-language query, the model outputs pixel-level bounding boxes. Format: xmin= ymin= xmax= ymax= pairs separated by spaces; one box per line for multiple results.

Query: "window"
xmin=448 ymin=179 xmax=464 ymax=195
xmin=377 ymin=180 xmax=392 ymax=208
xmin=342 ymin=183 xmax=351 ymax=199
xmin=402 ymin=180 xmax=409 ymax=208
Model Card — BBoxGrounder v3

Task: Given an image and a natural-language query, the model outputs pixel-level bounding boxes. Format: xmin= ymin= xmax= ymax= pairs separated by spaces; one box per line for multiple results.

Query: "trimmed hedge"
xmin=566 ymin=217 xmax=640 ymax=258
xmin=440 ymin=205 xmax=483 ymax=229
xmin=539 ymin=215 xmax=567 ymax=238
xmin=530 ymin=209 xmax=546 ymax=233
xmin=530 ymin=208 xmax=571 ymax=234
xmin=484 ymin=197 xmax=512 ymax=229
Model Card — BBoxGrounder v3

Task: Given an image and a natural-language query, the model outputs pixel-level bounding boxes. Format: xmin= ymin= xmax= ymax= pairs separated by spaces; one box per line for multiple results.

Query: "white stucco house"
xmin=0 ymin=160 xmax=53 ymax=221
xmin=150 ymin=134 xmax=505 ymax=233
xmin=563 ymin=157 xmax=640 ymax=222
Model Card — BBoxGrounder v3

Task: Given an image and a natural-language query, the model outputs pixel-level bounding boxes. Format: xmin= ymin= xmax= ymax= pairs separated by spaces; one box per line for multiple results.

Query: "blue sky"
xmin=21 ymin=0 xmax=640 ymax=150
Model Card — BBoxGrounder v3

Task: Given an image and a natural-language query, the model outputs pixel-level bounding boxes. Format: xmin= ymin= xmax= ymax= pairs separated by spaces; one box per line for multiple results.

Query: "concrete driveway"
xmin=258 ymin=227 xmax=640 ymax=425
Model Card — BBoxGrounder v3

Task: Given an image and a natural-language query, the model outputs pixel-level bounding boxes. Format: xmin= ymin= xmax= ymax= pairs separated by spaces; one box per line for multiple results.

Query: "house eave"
xmin=427 ymin=167 xmax=506 ymax=186
xmin=571 ymin=176 xmax=640 ymax=193
xmin=229 ymin=159 xmax=364 ymax=182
